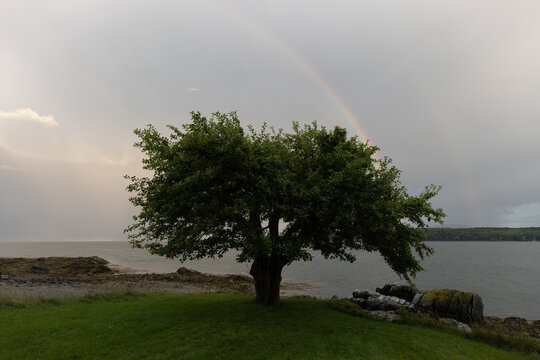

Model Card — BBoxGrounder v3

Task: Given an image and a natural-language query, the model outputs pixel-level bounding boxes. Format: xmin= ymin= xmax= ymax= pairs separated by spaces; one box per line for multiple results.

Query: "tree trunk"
xmin=250 ymin=254 xmax=286 ymax=306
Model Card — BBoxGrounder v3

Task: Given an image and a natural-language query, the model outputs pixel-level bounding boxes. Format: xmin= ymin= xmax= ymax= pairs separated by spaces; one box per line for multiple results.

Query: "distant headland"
xmin=425 ymin=227 xmax=540 ymax=241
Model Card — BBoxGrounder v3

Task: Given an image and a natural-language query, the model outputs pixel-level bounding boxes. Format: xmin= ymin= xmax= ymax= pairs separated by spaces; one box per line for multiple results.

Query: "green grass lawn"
xmin=0 ymin=292 xmax=537 ymax=360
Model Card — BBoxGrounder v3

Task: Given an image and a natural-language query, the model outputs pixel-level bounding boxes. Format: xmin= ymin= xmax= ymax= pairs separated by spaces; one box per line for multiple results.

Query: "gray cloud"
xmin=1 ymin=0 xmax=539 ymax=241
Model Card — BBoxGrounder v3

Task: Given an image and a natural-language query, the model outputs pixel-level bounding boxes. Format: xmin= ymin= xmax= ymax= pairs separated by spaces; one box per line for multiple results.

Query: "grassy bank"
xmin=0 ymin=292 xmax=537 ymax=360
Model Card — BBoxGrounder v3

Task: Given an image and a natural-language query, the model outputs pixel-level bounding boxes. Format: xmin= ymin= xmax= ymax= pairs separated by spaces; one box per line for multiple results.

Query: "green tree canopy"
xmin=125 ymin=112 xmax=445 ymax=305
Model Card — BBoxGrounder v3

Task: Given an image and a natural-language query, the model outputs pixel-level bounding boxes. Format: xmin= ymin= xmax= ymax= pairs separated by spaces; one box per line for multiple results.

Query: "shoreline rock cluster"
xmin=0 ymin=257 xmax=257 ymax=294
xmin=0 ymin=257 xmax=309 ymax=298
xmin=484 ymin=316 xmax=540 ymax=339
xmin=349 ymin=284 xmax=539 ymax=339
xmin=0 ymin=256 xmax=116 ymax=279
xmin=351 ymin=284 xmax=483 ymax=325
xmin=350 ymin=285 xmax=418 ymax=312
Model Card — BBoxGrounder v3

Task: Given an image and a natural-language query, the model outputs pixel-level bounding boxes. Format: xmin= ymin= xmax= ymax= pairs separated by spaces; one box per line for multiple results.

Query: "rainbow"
xmin=205 ymin=1 xmax=373 ymax=144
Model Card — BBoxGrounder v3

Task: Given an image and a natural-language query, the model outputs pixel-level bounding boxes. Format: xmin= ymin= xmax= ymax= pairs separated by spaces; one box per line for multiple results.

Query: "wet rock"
xmin=375 ymin=284 xmax=392 ymax=294
xmin=366 ymin=294 xmax=411 ymax=311
xmin=61 ymin=262 xmax=112 ymax=274
xmin=349 ymin=297 xmax=366 ymax=307
xmin=418 ymin=289 xmax=484 ymax=324
xmin=176 ymin=267 xmax=203 ymax=276
xmin=376 ymin=284 xmax=419 ymax=302
xmin=29 ymin=265 xmax=49 ymax=274
xmin=484 ymin=316 xmax=540 ymax=339
xmin=411 ymin=292 xmax=423 ymax=307
xmin=352 ymin=289 xmax=379 ymax=299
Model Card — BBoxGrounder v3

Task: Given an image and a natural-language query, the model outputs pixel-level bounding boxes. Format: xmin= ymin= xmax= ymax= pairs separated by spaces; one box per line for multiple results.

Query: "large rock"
xmin=366 ymin=294 xmax=413 ymax=311
xmin=61 ymin=262 xmax=111 ymax=274
xmin=349 ymin=297 xmax=366 ymax=307
xmin=411 ymin=292 xmax=423 ymax=307
xmin=350 ymin=287 xmax=415 ymax=311
xmin=376 ymin=284 xmax=419 ymax=302
xmin=352 ymin=289 xmax=379 ymax=299
xmin=417 ymin=289 xmax=484 ymax=324
xmin=176 ymin=267 xmax=203 ymax=276
xmin=29 ymin=265 xmax=49 ymax=274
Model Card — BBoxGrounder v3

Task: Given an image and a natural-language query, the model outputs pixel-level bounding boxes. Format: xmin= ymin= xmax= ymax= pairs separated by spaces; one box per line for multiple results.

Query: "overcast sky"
xmin=1 ymin=0 xmax=540 ymax=241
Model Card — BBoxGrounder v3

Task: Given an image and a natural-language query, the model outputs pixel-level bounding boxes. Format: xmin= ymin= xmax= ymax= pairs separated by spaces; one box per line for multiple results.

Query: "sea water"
xmin=0 ymin=241 xmax=538 ymax=319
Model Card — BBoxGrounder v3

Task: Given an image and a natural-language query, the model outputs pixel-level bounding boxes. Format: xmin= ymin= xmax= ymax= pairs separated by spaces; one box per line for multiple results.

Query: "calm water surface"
xmin=0 ymin=241 xmax=538 ymax=319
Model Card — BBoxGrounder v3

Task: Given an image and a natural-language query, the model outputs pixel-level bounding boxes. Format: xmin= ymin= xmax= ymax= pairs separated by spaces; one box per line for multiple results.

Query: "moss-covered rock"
xmin=418 ymin=289 xmax=484 ymax=324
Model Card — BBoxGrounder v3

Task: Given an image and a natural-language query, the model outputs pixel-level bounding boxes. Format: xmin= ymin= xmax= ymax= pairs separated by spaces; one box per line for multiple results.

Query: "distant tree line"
xmin=425 ymin=227 xmax=540 ymax=241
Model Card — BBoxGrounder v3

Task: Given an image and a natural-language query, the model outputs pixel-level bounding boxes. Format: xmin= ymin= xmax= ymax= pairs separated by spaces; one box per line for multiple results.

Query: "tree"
xmin=125 ymin=112 xmax=445 ymax=305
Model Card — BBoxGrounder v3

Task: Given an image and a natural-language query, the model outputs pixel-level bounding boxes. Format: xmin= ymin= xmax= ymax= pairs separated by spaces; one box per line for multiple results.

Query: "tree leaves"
xmin=125 ymin=112 xmax=445 ymax=279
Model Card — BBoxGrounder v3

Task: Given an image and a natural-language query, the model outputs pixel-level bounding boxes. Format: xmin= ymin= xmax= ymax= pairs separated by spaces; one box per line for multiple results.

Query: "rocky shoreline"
xmin=0 ymin=256 xmax=308 ymax=298
xmin=347 ymin=284 xmax=539 ymax=340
